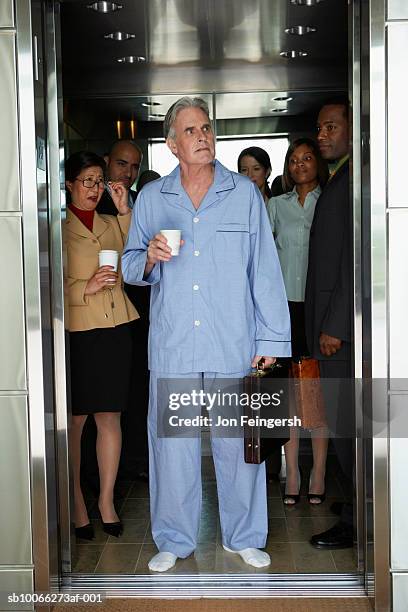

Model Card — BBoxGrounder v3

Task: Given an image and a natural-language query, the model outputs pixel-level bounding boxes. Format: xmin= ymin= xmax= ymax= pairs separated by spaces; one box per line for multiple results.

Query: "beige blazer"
xmin=64 ymin=209 xmax=139 ymax=332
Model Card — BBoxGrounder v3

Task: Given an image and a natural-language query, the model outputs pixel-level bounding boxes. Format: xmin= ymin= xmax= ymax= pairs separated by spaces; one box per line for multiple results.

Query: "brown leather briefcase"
xmin=244 ymin=362 xmax=289 ymax=464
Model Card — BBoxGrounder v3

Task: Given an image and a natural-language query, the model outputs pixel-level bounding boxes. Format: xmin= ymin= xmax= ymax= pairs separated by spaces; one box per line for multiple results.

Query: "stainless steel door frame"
xmin=364 ymin=0 xmax=391 ymax=610
xmin=37 ymin=0 xmax=380 ymax=601
xmin=44 ymin=0 xmax=72 ymax=576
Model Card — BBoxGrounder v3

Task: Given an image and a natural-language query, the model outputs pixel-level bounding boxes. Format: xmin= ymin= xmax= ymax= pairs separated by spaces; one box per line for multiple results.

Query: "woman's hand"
xmin=84 ymin=266 xmax=119 ymax=296
xmin=108 ymin=181 xmax=130 ymax=216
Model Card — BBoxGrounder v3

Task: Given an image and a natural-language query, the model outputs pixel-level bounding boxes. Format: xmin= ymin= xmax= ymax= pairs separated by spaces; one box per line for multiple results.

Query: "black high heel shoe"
xmin=75 ymin=523 xmax=95 ymax=541
xmin=98 ymin=505 xmax=123 ymax=537
xmin=101 ymin=519 xmax=123 ymax=538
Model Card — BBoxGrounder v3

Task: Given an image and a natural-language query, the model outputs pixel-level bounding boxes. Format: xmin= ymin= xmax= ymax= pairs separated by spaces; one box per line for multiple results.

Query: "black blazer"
xmin=96 ymin=188 xmax=137 ymax=216
xmin=304 ymin=161 xmax=352 ymax=361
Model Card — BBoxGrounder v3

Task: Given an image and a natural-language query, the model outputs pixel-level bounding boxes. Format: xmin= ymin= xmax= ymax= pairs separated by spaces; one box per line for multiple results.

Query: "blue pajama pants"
xmin=148 ymin=370 xmax=268 ymax=558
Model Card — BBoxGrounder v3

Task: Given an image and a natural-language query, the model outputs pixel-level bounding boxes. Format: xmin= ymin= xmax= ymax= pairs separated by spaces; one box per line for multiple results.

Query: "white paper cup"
xmin=160 ymin=229 xmax=181 ymax=256
xmin=99 ymin=249 xmax=119 ymax=271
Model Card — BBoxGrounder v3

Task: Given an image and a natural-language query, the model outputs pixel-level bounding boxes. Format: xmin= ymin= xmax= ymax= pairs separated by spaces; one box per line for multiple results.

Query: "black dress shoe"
xmin=101 ymin=520 xmax=123 ymax=538
xmin=310 ymin=521 xmax=353 ymax=549
xmin=330 ymin=501 xmax=344 ymax=516
xmin=75 ymin=523 xmax=95 ymax=541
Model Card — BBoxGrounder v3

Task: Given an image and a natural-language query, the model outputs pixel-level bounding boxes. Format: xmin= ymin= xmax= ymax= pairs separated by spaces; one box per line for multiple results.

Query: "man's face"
xmin=317 ymin=104 xmax=349 ymax=162
xmin=167 ymin=107 xmax=215 ymax=166
xmin=106 ymin=143 xmax=141 ymax=189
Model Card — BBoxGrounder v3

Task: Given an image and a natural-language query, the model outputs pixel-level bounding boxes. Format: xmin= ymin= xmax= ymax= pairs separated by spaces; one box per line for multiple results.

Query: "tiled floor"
xmin=72 ymin=454 xmax=357 ymax=575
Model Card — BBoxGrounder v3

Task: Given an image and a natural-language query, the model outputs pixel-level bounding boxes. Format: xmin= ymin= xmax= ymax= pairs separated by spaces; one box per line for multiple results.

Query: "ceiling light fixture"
xmin=148 ymin=113 xmax=165 ymax=119
xmin=105 ymin=32 xmax=135 ymax=41
xmin=272 ymin=96 xmax=293 ymax=102
xmin=285 ymin=26 xmax=316 ymax=35
xmin=270 ymin=108 xmax=288 ymax=113
xmin=141 ymin=102 xmax=161 ymax=108
xmin=117 ymin=56 xmax=146 ymax=63
xmin=290 ymin=0 xmax=323 ymax=5
xmin=87 ymin=2 xmax=122 ymax=13
xmin=280 ymin=50 xmax=308 ymax=58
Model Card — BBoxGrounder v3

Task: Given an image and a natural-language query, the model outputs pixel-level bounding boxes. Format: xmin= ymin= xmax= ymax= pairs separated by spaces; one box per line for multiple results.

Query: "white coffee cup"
xmin=99 ymin=249 xmax=119 ymax=271
xmin=160 ymin=229 xmax=181 ymax=256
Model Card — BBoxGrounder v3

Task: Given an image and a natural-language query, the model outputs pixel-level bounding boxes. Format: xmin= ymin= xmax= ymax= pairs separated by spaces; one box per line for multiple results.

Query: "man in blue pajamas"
xmin=122 ymin=97 xmax=291 ymax=572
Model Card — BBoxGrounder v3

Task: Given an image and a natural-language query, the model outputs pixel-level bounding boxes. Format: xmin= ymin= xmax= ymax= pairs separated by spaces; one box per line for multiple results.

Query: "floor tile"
xmin=266 ymin=518 xmax=290 ymax=543
xmin=266 ymin=479 xmax=282 ymax=497
xmin=198 ymin=516 xmax=219 ymax=543
xmin=291 ymin=542 xmax=337 ymax=573
xmin=283 ymin=497 xmax=343 ymax=518
xmin=127 ymin=480 xmax=150 ymax=498
xmin=261 ymin=542 xmax=296 ymax=573
xmin=331 ymin=546 xmax=358 ymax=572
xmin=72 ymin=544 xmax=105 ymax=573
xmin=120 ymin=498 xmax=150 ymax=520
xmin=94 ymin=543 xmax=142 ymax=573
xmin=107 ymin=519 xmax=149 ymax=544
xmin=285 ymin=516 xmax=337 ymax=542
xmin=268 ymin=497 xmax=285 ymax=517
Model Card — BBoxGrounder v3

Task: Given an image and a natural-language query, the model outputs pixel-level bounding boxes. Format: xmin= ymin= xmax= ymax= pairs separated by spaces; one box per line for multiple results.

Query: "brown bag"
xmin=243 ymin=362 xmax=289 ymax=464
xmin=290 ymin=357 xmax=327 ymax=430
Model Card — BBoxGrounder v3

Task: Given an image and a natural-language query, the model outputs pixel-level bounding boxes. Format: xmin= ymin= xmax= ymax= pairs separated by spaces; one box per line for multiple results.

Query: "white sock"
xmin=148 ymin=552 xmax=178 ymax=572
xmin=222 ymin=545 xmax=271 ymax=568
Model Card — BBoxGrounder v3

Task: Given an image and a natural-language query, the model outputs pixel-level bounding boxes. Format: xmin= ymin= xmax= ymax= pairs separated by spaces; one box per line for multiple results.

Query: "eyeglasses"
xmin=75 ymin=178 xmax=106 ymax=189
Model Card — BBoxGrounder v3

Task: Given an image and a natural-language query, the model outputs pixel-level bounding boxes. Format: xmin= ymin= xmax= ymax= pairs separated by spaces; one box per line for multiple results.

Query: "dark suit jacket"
xmin=304 ymin=161 xmax=352 ymax=362
xmin=96 ymin=188 xmax=137 ymax=216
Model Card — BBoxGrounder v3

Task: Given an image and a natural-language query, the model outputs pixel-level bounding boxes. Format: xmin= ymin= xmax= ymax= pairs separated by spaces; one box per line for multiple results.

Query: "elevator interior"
xmin=53 ymin=0 xmax=368 ymax=590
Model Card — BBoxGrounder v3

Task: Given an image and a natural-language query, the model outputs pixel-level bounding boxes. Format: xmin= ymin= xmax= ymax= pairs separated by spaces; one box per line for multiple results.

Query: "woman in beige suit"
xmin=65 ymin=151 xmax=139 ymax=540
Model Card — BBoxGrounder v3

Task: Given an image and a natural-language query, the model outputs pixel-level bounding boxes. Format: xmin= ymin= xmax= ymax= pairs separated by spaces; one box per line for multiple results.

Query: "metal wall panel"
xmin=0 ymin=217 xmax=26 ymax=390
xmin=388 ymin=1 xmax=408 ymax=20
xmin=0 ymin=396 xmax=32 ymax=565
xmin=389 ymin=210 xmax=408 ymax=386
xmin=0 ymin=0 xmax=14 ymax=27
xmin=390 ymin=396 xmax=408 ymax=570
xmin=392 ymin=574 xmax=408 ymax=612
xmin=387 ymin=22 xmax=408 ymax=208
xmin=0 ymin=33 xmax=19 ymax=212
xmin=0 ymin=569 xmax=33 ymax=611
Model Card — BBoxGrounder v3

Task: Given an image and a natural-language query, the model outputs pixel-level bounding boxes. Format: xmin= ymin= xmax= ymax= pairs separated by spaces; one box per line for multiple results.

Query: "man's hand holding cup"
xmin=145 ymin=230 xmax=183 ymax=276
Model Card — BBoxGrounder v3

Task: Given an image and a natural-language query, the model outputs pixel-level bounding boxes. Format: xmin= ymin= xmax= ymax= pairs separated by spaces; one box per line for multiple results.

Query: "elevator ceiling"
xmin=61 ymin=0 xmax=348 ymax=121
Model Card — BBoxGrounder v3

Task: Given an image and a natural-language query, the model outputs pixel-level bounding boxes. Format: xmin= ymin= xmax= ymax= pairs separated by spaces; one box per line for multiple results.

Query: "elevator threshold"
xmin=64 ymin=572 xmax=365 ymax=598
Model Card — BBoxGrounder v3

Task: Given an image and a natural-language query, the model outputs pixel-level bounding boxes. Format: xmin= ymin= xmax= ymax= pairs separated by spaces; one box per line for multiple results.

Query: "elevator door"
xmin=37 ymin=0 xmax=382 ymax=604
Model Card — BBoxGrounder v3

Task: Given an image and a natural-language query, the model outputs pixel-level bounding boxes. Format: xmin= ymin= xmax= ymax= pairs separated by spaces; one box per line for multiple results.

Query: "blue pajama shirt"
xmin=122 ymin=160 xmax=291 ymax=556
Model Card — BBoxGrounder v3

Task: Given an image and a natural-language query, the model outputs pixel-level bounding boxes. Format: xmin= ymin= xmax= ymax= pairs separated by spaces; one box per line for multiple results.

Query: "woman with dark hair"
xmin=64 ymin=151 xmax=139 ymax=539
xmin=237 ymin=146 xmax=272 ymax=202
xmin=267 ymin=138 xmax=329 ymax=506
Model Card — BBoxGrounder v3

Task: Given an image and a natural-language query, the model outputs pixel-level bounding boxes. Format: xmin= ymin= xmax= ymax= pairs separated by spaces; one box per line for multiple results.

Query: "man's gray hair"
xmin=163 ymin=97 xmax=211 ymax=140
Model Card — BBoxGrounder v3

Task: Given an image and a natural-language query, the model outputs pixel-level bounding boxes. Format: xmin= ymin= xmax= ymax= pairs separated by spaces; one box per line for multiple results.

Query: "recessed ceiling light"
xmin=285 ymin=26 xmax=316 ymax=35
xmin=117 ymin=56 xmax=146 ymax=63
xmin=141 ymin=102 xmax=161 ymax=108
xmin=280 ymin=50 xmax=308 ymax=58
xmin=270 ymin=108 xmax=288 ymax=113
xmin=272 ymin=96 xmax=293 ymax=102
xmin=105 ymin=32 xmax=135 ymax=41
xmin=87 ymin=1 xmax=122 ymax=13
xmin=148 ymin=113 xmax=165 ymax=119
xmin=290 ymin=0 xmax=323 ymax=5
